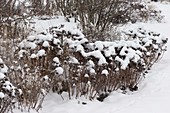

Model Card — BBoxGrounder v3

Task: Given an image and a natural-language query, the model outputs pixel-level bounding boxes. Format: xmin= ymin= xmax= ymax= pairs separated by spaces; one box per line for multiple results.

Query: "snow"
xmin=55 ymin=67 xmax=64 ymax=75
xmin=0 ymin=58 xmax=21 ymax=107
xmin=0 ymin=58 xmax=4 ymax=64
xmin=53 ymin=38 xmax=61 ymax=45
xmin=53 ymin=57 xmax=60 ymax=64
xmin=87 ymin=60 xmax=95 ymax=68
xmin=46 ymin=33 xmax=53 ymax=41
xmin=36 ymin=34 xmax=48 ymax=43
xmin=37 ymin=49 xmax=46 ymax=57
xmin=81 ymin=50 xmax=107 ymax=65
xmin=115 ymin=56 xmax=129 ymax=70
xmin=18 ymin=50 xmax=28 ymax=58
xmin=69 ymin=56 xmax=79 ymax=64
xmin=42 ymin=41 xmax=50 ymax=47
xmin=33 ymin=16 xmax=84 ymax=39
xmin=27 ymin=35 xmax=36 ymax=42
xmin=2 ymin=81 xmax=14 ymax=91
xmin=18 ymin=88 xmax=22 ymax=94
xmin=43 ymin=75 xmax=49 ymax=81
xmin=30 ymin=53 xmax=37 ymax=59
xmin=104 ymin=46 xmax=116 ymax=57
xmin=15 ymin=2 xmax=170 ymax=113
xmin=94 ymin=41 xmax=104 ymax=50
xmin=0 ymin=92 xmax=5 ymax=99
xmin=0 ymin=72 xmax=5 ymax=79
xmin=101 ymin=69 xmax=109 ymax=76
xmin=84 ymin=74 xmax=89 ymax=78
xmin=19 ymin=39 xmax=37 ymax=49
xmin=41 ymin=89 xmax=47 ymax=96
xmin=0 ymin=64 xmax=8 ymax=74
xmin=89 ymin=68 xmax=96 ymax=75
xmin=35 ymin=33 xmax=53 ymax=44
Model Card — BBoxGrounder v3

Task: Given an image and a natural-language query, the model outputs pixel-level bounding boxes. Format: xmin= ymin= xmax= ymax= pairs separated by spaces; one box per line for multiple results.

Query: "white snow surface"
xmin=16 ymin=2 xmax=170 ymax=113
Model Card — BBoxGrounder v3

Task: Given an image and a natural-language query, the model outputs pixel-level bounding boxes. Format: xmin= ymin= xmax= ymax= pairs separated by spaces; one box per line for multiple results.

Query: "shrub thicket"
xmin=8 ymin=25 xmax=167 ymax=106
xmin=0 ymin=0 xmax=167 ymax=112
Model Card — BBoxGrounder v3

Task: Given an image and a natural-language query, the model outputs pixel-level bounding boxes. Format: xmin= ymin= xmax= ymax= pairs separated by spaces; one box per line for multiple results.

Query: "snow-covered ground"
xmin=15 ymin=2 xmax=170 ymax=113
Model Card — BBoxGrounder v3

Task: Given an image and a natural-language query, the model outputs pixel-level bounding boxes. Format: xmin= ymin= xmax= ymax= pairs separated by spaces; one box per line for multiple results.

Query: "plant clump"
xmin=8 ymin=24 xmax=167 ymax=108
xmin=0 ymin=58 xmax=22 ymax=113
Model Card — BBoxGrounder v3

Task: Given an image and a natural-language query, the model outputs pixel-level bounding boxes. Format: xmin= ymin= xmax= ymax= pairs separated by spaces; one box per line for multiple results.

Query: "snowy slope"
xmin=15 ymin=2 xmax=170 ymax=113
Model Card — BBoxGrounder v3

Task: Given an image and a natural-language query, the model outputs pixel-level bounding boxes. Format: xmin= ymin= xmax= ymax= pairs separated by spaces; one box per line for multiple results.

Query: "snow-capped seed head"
xmin=42 ymin=41 xmax=50 ymax=47
xmin=43 ymin=75 xmax=49 ymax=81
xmin=24 ymin=64 xmax=28 ymax=67
xmin=30 ymin=53 xmax=37 ymax=59
xmin=3 ymin=81 xmax=14 ymax=91
xmin=10 ymin=66 xmax=14 ymax=70
xmin=0 ymin=92 xmax=5 ymax=99
xmin=18 ymin=50 xmax=28 ymax=58
xmin=17 ymin=65 xmax=21 ymax=70
xmin=53 ymin=38 xmax=61 ymax=45
xmin=46 ymin=33 xmax=53 ymax=41
xmin=37 ymin=49 xmax=46 ymax=57
xmin=89 ymin=68 xmax=96 ymax=75
xmin=55 ymin=67 xmax=64 ymax=75
xmin=115 ymin=67 xmax=119 ymax=71
xmin=75 ymin=45 xmax=84 ymax=52
xmin=12 ymin=89 xmax=18 ymax=97
xmin=0 ymin=72 xmax=5 ymax=80
xmin=53 ymin=57 xmax=60 ymax=64
xmin=28 ymin=42 xmax=37 ymax=49
xmin=101 ymin=69 xmax=109 ymax=76
xmin=146 ymin=52 xmax=150 ymax=56
xmin=69 ymin=56 xmax=79 ymax=64
xmin=87 ymin=60 xmax=95 ymax=68
xmin=84 ymin=74 xmax=89 ymax=78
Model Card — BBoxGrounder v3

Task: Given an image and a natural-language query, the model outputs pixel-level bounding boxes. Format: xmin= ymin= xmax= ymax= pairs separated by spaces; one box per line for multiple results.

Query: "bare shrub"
xmin=1 ymin=0 xmax=163 ymax=41
xmin=52 ymin=0 xmax=163 ymax=41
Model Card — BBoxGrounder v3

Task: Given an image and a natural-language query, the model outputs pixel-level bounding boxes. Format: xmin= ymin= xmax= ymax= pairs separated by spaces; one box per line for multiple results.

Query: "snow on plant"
xmin=123 ymin=27 xmax=168 ymax=70
xmin=14 ymin=23 xmax=168 ymax=105
xmin=0 ymin=1 xmax=167 ymax=112
xmin=0 ymin=58 xmax=22 ymax=113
